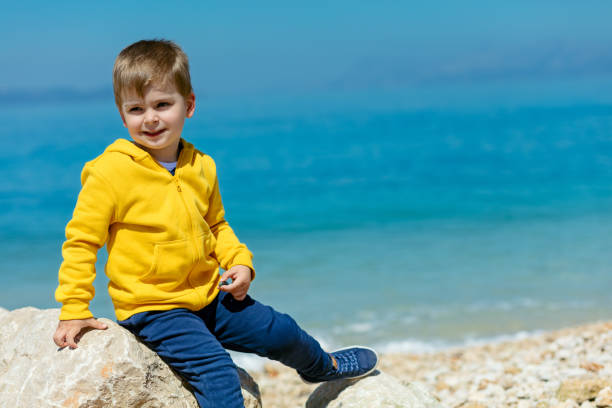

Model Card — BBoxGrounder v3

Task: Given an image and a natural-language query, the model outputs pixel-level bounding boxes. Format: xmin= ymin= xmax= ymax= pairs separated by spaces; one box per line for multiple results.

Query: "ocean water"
xmin=2 ymin=79 xmax=612 ymax=357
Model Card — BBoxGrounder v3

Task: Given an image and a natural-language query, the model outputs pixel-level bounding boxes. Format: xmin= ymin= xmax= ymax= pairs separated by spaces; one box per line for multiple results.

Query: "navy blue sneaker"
xmin=299 ymin=346 xmax=379 ymax=384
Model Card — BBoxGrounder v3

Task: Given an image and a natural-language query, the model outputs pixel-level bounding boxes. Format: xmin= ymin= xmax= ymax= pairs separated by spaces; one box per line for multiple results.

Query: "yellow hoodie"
xmin=55 ymin=139 xmax=254 ymax=321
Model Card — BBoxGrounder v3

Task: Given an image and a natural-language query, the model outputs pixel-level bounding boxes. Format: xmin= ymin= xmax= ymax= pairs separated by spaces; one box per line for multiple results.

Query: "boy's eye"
xmin=128 ymin=107 xmax=143 ymax=113
xmin=157 ymin=102 xmax=171 ymax=108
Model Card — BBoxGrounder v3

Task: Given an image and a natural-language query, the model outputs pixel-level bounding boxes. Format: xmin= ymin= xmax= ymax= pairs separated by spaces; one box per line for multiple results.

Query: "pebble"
xmin=558 ymin=378 xmax=611 ymax=403
xmin=595 ymin=386 xmax=612 ymax=407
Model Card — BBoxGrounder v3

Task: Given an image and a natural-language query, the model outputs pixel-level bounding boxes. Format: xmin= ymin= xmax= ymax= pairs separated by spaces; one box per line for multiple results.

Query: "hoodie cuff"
xmin=59 ymin=301 xmax=94 ymax=321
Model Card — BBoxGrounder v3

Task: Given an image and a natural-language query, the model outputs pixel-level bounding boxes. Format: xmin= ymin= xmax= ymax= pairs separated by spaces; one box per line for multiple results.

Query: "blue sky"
xmin=2 ymin=2 xmax=612 ymax=97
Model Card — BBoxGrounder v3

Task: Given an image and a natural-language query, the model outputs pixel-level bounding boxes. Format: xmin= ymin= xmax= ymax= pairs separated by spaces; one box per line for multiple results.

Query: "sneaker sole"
xmin=300 ymin=345 xmax=380 ymax=385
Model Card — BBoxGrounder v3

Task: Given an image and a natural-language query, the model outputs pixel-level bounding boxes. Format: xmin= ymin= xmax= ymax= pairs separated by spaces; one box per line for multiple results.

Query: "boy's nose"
xmin=144 ymin=111 xmax=160 ymax=127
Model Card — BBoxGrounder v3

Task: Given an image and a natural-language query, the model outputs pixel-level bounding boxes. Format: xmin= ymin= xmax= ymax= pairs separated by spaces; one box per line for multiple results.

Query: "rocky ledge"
xmin=0 ymin=307 xmax=259 ymax=407
xmin=0 ymin=307 xmax=441 ymax=407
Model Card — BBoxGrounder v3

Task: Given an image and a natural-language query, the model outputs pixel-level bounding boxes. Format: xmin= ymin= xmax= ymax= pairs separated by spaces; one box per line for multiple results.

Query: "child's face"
xmin=120 ymin=83 xmax=195 ymax=162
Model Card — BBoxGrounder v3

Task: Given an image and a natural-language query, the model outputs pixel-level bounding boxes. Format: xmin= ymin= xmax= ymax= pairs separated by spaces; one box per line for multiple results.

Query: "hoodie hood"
xmin=104 ymin=138 xmax=195 ymax=164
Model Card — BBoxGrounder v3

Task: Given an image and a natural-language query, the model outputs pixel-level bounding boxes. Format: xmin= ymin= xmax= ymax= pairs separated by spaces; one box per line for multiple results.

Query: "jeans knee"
xmin=263 ymin=313 xmax=302 ymax=358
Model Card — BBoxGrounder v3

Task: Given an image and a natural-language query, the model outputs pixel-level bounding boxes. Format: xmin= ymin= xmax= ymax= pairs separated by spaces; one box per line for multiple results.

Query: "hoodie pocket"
xmin=141 ymin=238 xmax=195 ymax=288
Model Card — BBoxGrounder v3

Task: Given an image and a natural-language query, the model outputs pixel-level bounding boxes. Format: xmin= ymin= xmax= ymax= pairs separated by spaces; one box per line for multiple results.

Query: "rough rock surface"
xmin=305 ymin=370 xmax=443 ymax=408
xmin=557 ymin=378 xmax=610 ymax=403
xmin=0 ymin=307 xmax=261 ymax=408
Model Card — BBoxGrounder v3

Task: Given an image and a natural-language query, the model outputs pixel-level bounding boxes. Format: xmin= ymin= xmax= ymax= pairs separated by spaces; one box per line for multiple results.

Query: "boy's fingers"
xmin=219 ymin=271 xmax=238 ymax=291
xmin=54 ymin=323 xmax=106 ymax=349
xmin=90 ymin=319 xmax=108 ymax=330
xmin=66 ymin=328 xmax=80 ymax=349
xmin=53 ymin=326 xmax=71 ymax=347
xmin=219 ymin=271 xmax=233 ymax=283
xmin=218 ymin=281 xmax=236 ymax=292
xmin=225 ymin=282 xmax=248 ymax=300
xmin=53 ymin=332 xmax=64 ymax=347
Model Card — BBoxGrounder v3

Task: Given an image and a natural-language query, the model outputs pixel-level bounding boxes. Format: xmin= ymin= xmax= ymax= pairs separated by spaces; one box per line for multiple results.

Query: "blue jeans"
xmin=118 ymin=291 xmax=333 ymax=408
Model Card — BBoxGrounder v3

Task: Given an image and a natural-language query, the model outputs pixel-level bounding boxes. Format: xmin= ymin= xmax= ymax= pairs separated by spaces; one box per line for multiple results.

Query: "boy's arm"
xmin=55 ymin=164 xmax=116 ymax=321
xmin=203 ymin=157 xmax=254 ymax=278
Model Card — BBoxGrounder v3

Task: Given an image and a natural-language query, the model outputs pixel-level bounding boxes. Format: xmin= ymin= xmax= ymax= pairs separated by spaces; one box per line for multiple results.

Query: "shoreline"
xmin=251 ymin=320 xmax=612 ymax=407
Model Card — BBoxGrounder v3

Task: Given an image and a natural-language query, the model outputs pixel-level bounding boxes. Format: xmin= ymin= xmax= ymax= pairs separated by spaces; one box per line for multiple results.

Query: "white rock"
xmin=595 ymin=386 xmax=612 ymax=407
xmin=0 ymin=307 xmax=261 ymax=408
xmin=557 ymin=350 xmax=572 ymax=361
xmin=305 ymin=371 xmax=443 ymax=408
xmin=554 ymin=400 xmax=579 ymax=408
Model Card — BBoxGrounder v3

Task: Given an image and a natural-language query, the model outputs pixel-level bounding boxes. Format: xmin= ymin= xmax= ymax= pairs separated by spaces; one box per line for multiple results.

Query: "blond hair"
xmin=113 ymin=39 xmax=192 ymax=107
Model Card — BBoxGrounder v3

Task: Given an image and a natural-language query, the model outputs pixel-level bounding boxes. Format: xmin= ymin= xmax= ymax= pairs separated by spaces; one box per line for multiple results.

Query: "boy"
xmin=53 ymin=39 xmax=378 ymax=408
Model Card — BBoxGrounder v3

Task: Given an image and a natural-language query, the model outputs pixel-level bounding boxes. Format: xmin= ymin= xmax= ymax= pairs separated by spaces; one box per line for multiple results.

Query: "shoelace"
xmin=333 ymin=350 xmax=360 ymax=376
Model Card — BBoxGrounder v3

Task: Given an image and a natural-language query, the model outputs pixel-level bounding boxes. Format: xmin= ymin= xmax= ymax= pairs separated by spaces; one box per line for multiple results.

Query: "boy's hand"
xmin=53 ymin=318 xmax=108 ymax=349
xmin=219 ymin=265 xmax=252 ymax=301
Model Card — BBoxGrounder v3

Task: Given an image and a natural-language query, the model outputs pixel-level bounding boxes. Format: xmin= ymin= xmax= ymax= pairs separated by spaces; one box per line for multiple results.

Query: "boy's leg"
xmin=118 ymin=308 xmax=244 ymax=408
xmin=202 ymin=291 xmax=335 ymax=378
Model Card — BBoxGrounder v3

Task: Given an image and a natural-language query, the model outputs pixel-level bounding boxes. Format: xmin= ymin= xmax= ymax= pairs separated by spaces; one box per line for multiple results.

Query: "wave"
xmin=374 ymin=329 xmax=543 ymax=355
xmin=228 ymin=328 xmax=547 ymax=373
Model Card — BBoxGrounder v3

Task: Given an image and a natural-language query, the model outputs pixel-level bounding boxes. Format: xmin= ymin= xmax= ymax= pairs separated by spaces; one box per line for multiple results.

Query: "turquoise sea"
xmin=2 ymin=78 xmax=612 ymax=356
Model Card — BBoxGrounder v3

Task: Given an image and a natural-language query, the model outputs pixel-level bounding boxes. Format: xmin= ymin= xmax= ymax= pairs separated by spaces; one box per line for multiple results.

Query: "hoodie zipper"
xmin=173 ymin=170 xmax=200 ymax=260
xmin=173 ymin=172 xmax=206 ymax=308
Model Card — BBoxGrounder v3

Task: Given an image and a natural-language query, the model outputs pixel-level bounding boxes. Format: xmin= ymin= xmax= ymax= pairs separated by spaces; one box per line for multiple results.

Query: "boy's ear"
xmin=186 ymin=92 xmax=196 ymax=118
xmin=119 ymin=112 xmax=127 ymax=128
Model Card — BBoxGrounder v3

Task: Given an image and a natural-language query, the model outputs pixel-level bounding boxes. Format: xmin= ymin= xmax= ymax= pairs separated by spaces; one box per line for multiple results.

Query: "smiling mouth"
xmin=142 ymin=129 xmax=166 ymax=138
